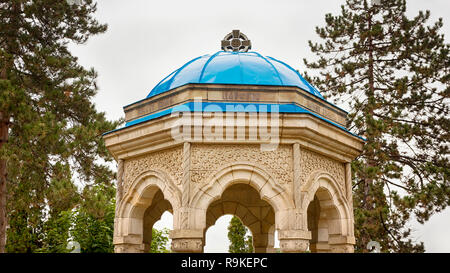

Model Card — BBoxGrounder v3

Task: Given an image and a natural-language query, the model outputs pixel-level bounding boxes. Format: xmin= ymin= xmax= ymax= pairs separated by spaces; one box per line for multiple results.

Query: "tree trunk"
xmin=0 ymin=112 xmax=8 ymax=253
xmin=0 ymin=1 xmax=18 ymax=253
xmin=361 ymin=6 xmax=377 ymax=253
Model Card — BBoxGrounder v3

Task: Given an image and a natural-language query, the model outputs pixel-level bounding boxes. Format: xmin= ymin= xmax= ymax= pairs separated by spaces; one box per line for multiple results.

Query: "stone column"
xmin=115 ymin=159 xmax=124 ymax=218
xmin=170 ymin=229 xmax=204 ymax=253
xmin=345 ymin=162 xmax=355 ymax=237
xmin=113 ymin=235 xmax=145 ymax=253
xmin=329 ymin=235 xmax=355 ymax=253
xmin=170 ymin=143 xmax=205 ymax=253
xmin=278 ymin=229 xmax=311 ymax=253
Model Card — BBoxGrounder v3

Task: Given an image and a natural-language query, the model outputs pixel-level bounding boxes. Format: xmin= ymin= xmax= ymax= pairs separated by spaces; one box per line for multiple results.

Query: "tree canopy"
xmin=227 ymin=216 xmax=253 ymax=253
xmin=304 ymin=0 xmax=449 ymax=252
xmin=0 ymin=0 xmax=120 ymax=252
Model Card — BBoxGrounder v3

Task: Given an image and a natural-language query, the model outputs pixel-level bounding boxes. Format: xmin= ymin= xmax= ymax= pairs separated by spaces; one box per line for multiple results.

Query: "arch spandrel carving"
xmin=299 ymin=148 xmax=346 ymax=193
xmin=117 ymin=169 xmax=182 ymax=221
xmin=190 ymin=144 xmax=293 ymax=186
xmin=122 ymin=146 xmax=183 ymax=192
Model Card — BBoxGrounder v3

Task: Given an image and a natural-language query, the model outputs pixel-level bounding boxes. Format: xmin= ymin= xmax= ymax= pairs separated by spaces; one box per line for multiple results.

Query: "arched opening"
xmin=307 ymin=187 xmax=342 ymax=253
xmin=203 ymin=183 xmax=276 ymax=253
xmin=151 ymin=211 xmax=173 ymax=253
xmin=142 ymin=189 xmax=173 ymax=252
xmin=114 ymin=172 xmax=181 ymax=253
xmin=204 ymin=215 xmax=253 ymax=253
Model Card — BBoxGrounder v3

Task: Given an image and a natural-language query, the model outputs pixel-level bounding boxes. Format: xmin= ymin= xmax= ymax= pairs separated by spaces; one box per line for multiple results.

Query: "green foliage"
xmin=150 ymin=228 xmax=171 ymax=253
xmin=36 ymin=210 xmax=73 ymax=253
xmin=0 ymin=0 xmax=121 ymax=252
xmin=6 ymin=209 xmax=44 ymax=253
xmin=227 ymin=216 xmax=253 ymax=253
xmin=7 ymin=184 xmax=116 ymax=253
xmin=70 ymin=184 xmax=115 ymax=253
xmin=304 ymin=0 xmax=449 ymax=252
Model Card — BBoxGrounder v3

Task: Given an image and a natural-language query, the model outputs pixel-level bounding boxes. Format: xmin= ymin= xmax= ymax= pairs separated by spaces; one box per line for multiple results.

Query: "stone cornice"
xmin=104 ymin=112 xmax=363 ymax=163
xmin=123 ymin=84 xmax=348 ymax=127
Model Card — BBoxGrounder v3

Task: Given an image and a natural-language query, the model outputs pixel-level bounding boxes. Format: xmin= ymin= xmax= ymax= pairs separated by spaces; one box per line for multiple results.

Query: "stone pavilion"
xmin=103 ymin=30 xmax=364 ymax=253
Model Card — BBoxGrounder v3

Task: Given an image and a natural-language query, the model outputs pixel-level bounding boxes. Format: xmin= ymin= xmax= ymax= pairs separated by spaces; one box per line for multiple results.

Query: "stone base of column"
xmin=329 ymin=244 xmax=354 ymax=253
xmin=113 ymin=235 xmax=145 ymax=253
xmin=279 ymin=238 xmax=310 ymax=253
xmin=170 ymin=229 xmax=204 ymax=253
xmin=278 ymin=230 xmax=311 ymax=253
xmin=114 ymin=243 xmax=145 ymax=253
xmin=254 ymin=247 xmax=276 ymax=253
xmin=309 ymin=242 xmax=330 ymax=253
xmin=329 ymin=235 xmax=355 ymax=253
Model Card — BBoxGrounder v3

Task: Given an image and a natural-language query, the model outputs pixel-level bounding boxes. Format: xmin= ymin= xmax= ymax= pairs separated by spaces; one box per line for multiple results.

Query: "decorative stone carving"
xmin=123 ymin=147 xmax=183 ymax=191
xmin=279 ymin=239 xmax=310 ymax=253
xmin=171 ymin=238 xmax=203 ymax=253
xmin=300 ymin=149 xmax=346 ymax=192
xmin=190 ymin=144 xmax=292 ymax=185
xmin=114 ymin=243 xmax=145 ymax=253
xmin=221 ymin=30 xmax=252 ymax=52
xmin=330 ymin=244 xmax=354 ymax=253
xmin=115 ymin=159 xmax=124 ymax=218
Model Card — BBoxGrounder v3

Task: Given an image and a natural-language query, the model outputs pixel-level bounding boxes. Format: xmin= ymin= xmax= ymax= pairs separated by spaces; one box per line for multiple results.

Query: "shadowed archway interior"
xmin=205 ymin=183 xmax=275 ymax=253
xmin=142 ymin=189 xmax=173 ymax=252
xmin=307 ymin=187 xmax=342 ymax=253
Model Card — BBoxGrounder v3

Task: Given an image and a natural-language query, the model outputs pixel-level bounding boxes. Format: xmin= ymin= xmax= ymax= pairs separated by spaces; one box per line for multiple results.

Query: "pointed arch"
xmin=190 ymin=162 xmax=295 ymax=213
xmin=302 ymin=171 xmax=353 ymax=241
xmin=115 ymin=169 xmax=181 ymax=239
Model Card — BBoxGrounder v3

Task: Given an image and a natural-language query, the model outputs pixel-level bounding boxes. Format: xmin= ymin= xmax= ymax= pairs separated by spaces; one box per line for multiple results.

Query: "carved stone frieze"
xmin=190 ymin=144 xmax=293 ymax=185
xmin=171 ymin=238 xmax=203 ymax=253
xmin=123 ymin=147 xmax=183 ymax=192
xmin=300 ymin=149 xmax=345 ymax=192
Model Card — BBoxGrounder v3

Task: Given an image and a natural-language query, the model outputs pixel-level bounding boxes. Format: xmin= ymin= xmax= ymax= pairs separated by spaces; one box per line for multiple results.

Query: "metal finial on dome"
xmin=221 ymin=30 xmax=252 ymax=52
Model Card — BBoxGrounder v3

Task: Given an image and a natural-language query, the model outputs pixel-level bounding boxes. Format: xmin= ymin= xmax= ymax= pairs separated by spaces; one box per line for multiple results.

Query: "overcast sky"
xmin=69 ymin=0 xmax=450 ymax=253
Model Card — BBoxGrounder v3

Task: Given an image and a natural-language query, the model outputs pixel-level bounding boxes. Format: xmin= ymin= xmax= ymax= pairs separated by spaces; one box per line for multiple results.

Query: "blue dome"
xmin=148 ymin=51 xmax=323 ymax=99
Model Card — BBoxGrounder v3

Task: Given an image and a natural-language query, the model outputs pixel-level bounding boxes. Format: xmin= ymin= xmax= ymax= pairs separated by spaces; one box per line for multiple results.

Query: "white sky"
xmin=69 ymin=0 xmax=450 ymax=253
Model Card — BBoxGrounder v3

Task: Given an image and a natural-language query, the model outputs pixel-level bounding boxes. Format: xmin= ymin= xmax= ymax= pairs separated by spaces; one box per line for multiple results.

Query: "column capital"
xmin=278 ymin=229 xmax=311 ymax=240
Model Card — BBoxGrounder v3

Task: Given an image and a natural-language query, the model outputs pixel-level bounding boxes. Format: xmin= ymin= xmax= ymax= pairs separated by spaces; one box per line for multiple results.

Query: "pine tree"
xmin=227 ymin=216 xmax=253 ymax=253
xmin=0 ymin=0 xmax=119 ymax=252
xmin=304 ymin=0 xmax=449 ymax=252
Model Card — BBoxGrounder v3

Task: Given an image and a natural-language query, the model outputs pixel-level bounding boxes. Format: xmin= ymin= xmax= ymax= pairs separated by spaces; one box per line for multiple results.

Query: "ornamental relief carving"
xmin=122 ymin=147 xmax=183 ymax=192
xmin=190 ymin=144 xmax=292 ymax=185
xmin=300 ymin=149 xmax=345 ymax=192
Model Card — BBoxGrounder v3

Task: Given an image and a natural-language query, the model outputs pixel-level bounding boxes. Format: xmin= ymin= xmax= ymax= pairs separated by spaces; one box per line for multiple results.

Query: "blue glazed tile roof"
xmin=147 ymin=51 xmax=323 ymax=99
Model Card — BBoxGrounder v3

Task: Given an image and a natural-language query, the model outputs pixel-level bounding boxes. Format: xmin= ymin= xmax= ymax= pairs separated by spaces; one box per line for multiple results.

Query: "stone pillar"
xmin=345 ymin=162 xmax=355 ymax=237
xmin=170 ymin=229 xmax=204 ymax=253
xmin=309 ymin=242 xmax=330 ymax=253
xmin=278 ymin=229 xmax=311 ymax=253
xmin=169 ymin=142 xmax=204 ymax=253
xmin=329 ymin=235 xmax=355 ymax=253
xmin=115 ymin=159 xmax=124 ymax=219
xmin=113 ymin=235 xmax=145 ymax=253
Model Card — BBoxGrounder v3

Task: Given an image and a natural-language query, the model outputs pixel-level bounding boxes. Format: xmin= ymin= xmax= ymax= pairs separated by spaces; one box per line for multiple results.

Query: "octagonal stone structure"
xmin=103 ymin=47 xmax=364 ymax=253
